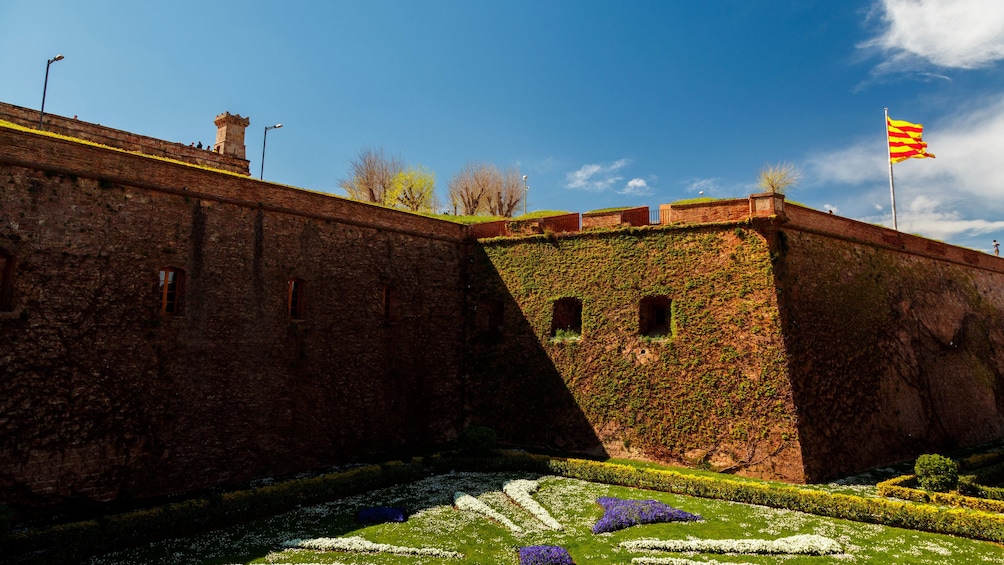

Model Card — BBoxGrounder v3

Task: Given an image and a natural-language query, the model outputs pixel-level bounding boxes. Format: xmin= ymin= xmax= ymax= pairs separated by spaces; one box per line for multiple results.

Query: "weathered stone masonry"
xmin=3 ymin=110 xmax=1004 ymax=510
xmin=0 ymin=124 xmax=466 ymax=506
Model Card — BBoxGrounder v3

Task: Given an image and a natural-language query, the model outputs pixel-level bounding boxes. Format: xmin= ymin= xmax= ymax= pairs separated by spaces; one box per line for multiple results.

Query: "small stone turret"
xmin=213 ymin=112 xmax=250 ymax=160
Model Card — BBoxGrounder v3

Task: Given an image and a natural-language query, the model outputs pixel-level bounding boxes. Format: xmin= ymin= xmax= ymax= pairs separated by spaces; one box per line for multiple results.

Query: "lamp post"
xmin=260 ymin=123 xmax=283 ymax=179
xmin=522 ymin=174 xmax=529 ymax=216
xmin=39 ymin=54 xmax=64 ymax=130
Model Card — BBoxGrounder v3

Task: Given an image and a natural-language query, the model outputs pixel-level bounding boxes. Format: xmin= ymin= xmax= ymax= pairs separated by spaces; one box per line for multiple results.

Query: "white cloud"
xmin=564 ymin=159 xmax=629 ymax=191
xmin=684 ymin=177 xmax=722 ymax=194
xmin=806 ymin=96 xmax=1004 ymax=245
xmin=860 ymin=195 xmax=1004 ymax=244
xmin=862 ymin=0 xmax=1004 ymax=71
xmin=619 ymin=178 xmax=652 ymax=196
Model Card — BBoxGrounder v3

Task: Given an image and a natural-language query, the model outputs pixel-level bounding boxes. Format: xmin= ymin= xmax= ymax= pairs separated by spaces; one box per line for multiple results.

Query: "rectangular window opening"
xmin=550 ymin=297 xmax=582 ymax=339
xmin=288 ymin=278 xmax=304 ymax=319
xmin=640 ymin=296 xmax=671 ymax=337
xmin=0 ymin=253 xmax=11 ymax=312
xmin=158 ymin=267 xmax=184 ymax=316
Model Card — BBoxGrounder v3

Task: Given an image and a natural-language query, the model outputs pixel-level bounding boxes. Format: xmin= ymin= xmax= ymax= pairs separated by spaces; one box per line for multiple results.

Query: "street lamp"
xmin=39 ymin=54 xmax=65 ymax=130
xmin=260 ymin=123 xmax=283 ymax=179
xmin=522 ymin=174 xmax=529 ymax=216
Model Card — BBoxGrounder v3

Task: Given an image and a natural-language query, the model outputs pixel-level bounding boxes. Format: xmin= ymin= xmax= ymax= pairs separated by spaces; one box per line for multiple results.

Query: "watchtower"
xmin=213 ymin=112 xmax=250 ymax=160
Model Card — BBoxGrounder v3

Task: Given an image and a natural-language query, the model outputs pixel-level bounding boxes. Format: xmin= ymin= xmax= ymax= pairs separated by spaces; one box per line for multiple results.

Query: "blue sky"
xmin=2 ymin=0 xmax=1003 ymax=250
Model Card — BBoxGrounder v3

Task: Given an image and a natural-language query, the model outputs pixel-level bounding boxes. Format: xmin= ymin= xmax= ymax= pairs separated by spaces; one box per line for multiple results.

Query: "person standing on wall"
xmin=994 ymin=240 xmax=999 ymax=257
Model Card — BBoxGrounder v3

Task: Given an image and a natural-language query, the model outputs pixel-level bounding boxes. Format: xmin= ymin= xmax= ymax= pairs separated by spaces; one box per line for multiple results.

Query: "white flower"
xmin=281 ymin=536 xmax=463 ymax=558
xmin=622 ymin=534 xmax=842 ymax=555
xmin=633 ymin=558 xmax=759 ymax=565
xmin=453 ymin=491 xmax=523 ymax=533
xmin=502 ymin=479 xmax=563 ymax=530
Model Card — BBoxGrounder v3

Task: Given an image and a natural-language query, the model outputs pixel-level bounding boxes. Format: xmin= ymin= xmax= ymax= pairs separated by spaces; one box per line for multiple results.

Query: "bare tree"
xmin=340 ymin=148 xmax=403 ymax=205
xmin=486 ymin=166 xmax=523 ymax=217
xmin=757 ymin=162 xmax=802 ymax=194
xmin=448 ymin=162 xmax=494 ymax=216
xmin=448 ymin=162 xmax=524 ymax=217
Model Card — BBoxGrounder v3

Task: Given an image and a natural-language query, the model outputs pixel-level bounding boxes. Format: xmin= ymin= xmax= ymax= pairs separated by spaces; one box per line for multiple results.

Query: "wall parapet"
xmin=468 ymin=213 xmax=582 ymax=239
xmin=0 ymin=124 xmax=466 ymax=243
xmin=784 ymin=204 xmax=1004 ymax=275
xmin=582 ymin=206 xmax=649 ymax=230
xmin=660 ymin=194 xmax=1004 ymax=275
xmin=0 ymin=101 xmax=250 ymax=175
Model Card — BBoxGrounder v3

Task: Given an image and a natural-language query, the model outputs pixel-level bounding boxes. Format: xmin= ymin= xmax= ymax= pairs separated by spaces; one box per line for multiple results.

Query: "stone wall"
xmin=0 ymin=101 xmax=250 ymax=175
xmin=0 ymin=125 xmax=466 ymax=506
xmin=773 ymin=226 xmax=1004 ymax=480
xmin=466 ymin=225 xmax=805 ymax=481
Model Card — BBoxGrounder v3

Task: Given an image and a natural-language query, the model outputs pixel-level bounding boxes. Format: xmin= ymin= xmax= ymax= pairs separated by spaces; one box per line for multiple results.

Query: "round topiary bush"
xmin=915 ymin=454 xmax=959 ymax=492
xmin=458 ymin=425 xmax=497 ymax=455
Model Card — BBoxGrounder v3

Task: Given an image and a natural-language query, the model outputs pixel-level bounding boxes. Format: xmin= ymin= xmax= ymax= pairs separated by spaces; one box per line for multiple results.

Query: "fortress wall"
xmin=0 ymin=126 xmax=466 ymax=243
xmin=467 ymin=226 xmax=805 ymax=482
xmin=0 ymin=129 xmax=466 ymax=505
xmin=774 ymin=224 xmax=1004 ymax=480
xmin=663 ymin=198 xmax=750 ymax=224
xmin=785 ymin=204 xmax=1001 ymax=272
xmin=0 ymin=101 xmax=250 ymax=175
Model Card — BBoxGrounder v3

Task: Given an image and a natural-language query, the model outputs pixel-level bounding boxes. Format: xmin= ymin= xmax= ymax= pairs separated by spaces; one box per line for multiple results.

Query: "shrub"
xmin=355 ymin=506 xmax=408 ymax=524
xmin=458 ymin=425 xmax=497 ymax=455
xmin=915 ymin=454 xmax=959 ymax=492
xmin=0 ymin=503 xmax=12 ymax=534
xmin=518 ymin=545 xmax=574 ymax=565
xmin=592 ymin=497 xmax=701 ymax=534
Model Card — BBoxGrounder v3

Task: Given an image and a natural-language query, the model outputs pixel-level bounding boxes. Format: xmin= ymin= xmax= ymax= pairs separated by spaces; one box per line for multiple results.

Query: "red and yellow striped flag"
xmin=888 ymin=117 xmax=935 ymax=163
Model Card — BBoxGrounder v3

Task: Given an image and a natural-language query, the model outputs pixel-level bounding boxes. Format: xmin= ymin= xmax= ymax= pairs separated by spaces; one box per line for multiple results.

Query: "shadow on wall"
xmin=463 ymin=244 xmax=607 ymax=457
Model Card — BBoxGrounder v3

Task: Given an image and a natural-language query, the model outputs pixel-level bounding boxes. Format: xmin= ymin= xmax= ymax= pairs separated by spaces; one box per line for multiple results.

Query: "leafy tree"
xmin=340 ymin=148 xmax=403 ymax=205
xmin=757 ymin=161 xmax=802 ymax=194
xmin=392 ymin=166 xmax=436 ymax=212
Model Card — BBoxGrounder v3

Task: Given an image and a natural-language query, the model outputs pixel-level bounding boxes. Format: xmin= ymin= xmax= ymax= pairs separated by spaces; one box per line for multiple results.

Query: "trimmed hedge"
xmin=465 ymin=452 xmax=1004 ymax=543
xmin=8 ymin=451 xmax=1004 ymax=564
xmin=915 ymin=454 xmax=959 ymax=492
xmin=0 ymin=460 xmax=429 ymax=565
xmin=877 ymin=473 xmax=1004 ymax=515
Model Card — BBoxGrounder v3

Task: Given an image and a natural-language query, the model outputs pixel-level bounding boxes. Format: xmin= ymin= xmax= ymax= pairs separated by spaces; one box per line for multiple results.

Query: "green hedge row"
xmin=478 ymin=452 xmax=1004 ymax=543
xmin=0 ymin=460 xmax=429 ymax=565
xmin=7 ymin=451 xmax=1004 ymax=564
xmin=877 ymin=473 xmax=1004 ymax=515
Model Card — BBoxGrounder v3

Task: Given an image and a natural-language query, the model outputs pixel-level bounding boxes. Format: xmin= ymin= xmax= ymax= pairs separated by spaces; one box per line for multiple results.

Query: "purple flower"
xmin=592 ymin=497 xmax=701 ymax=534
xmin=355 ymin=506 xmax=408 ymax=524
xmin=518 ymin=545 xmax=575 ymax=565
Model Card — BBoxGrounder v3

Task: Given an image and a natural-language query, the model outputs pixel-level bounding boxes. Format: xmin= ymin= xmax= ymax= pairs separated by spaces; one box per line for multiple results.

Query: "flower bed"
xmin=504 ymin=479 xmax=563 ymax=530
xmin=282 ymin=535 xmax=462 ymax=558
xmin=621 ymin=533 xmax=842 ymax=555
xmin=518 ymin=544 xmax=574 ymax=565
xmin=593 ymin=497 xmax=701 ymax=534
xmin=454 ymin=491 xmax=523 ymax=533
xmin=355 ymin=506 xmax=408 ymax=524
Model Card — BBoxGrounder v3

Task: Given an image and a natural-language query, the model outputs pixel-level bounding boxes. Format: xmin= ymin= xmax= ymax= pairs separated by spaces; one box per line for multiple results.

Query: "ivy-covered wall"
xmin=466 ymin=225 xmax=805 ymax=482
xmin=774 ymin=228 xmax=1004 ymax=481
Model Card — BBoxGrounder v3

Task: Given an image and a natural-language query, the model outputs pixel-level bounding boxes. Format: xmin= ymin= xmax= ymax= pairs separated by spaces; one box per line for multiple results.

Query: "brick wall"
xmin=581 ymin=207 xmax=649 ymax=230
xmin=665 ymin=198 xmax=750 ymax=224
xmin=0 ymin=101 xmax=250 ymax=175
xmin=773 ymin=227 xmax=1004 ymax=479
xmin=0 ymin=125 xmax=466 ymax=505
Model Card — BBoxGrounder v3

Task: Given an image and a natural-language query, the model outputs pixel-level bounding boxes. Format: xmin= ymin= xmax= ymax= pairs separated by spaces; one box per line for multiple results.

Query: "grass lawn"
xmin=87 ymin=471 xmax=1004 ymax=565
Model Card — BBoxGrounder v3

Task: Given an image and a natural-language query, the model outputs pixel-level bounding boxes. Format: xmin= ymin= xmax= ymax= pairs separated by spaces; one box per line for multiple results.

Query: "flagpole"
xmin=885 ymin=107 xmax=898 ymax=231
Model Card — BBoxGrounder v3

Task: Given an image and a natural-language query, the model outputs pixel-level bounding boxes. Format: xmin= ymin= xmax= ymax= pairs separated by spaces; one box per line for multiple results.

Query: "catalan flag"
xmin=888 ymin=117 xmax=935 ymax=163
